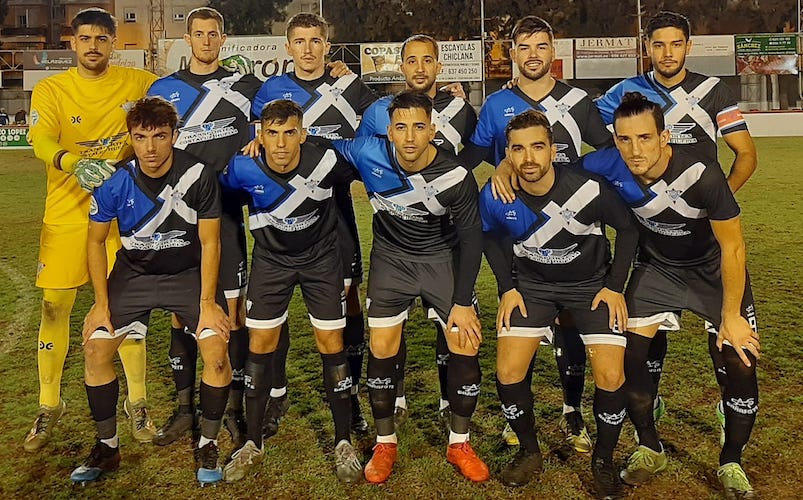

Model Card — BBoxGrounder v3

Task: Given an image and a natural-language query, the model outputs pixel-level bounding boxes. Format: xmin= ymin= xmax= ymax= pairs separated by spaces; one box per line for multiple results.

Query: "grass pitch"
xmin=0 ymin=138 xmax=801 ymax=499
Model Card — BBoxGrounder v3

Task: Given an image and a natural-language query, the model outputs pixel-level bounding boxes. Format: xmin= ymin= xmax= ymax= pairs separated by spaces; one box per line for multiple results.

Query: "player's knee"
xmin=249 ymin=331 xmax=279 ymax=353
xmin=496 ymin=366 xmax=527 ymax=386
xmin=83 ymin=341 xmax=114 ymax=372
xmin=369 ymin=337 xmax=399 ymax=359
xmin=593 ymin=365 xmax=625 ymax=392
xmin=315 ymin=330 xmax=344 ymax=354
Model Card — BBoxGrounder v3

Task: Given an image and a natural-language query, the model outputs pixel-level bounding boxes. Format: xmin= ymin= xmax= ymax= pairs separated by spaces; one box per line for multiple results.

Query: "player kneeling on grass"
xmin=332 ymin=90 xmax=488 ymax=484
xmin=219 ymin=100 xmax=362 ymax=484
xmin=71 ymin=96 xmax=231 ymax=486
xmin=481 ymin=110 xmax=637 ymax=498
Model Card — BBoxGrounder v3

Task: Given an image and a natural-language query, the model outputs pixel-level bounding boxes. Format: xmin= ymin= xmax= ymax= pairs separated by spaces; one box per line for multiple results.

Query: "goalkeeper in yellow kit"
xmin=24 ymin=8 xmax=157 ymax=450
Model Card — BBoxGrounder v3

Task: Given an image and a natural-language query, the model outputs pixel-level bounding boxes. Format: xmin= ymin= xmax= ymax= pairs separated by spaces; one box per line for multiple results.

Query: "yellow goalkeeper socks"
xmin=37 ymin=288 xmax=77 ymax=408
xmin=118 ymin=337 xmax=147 ymax=402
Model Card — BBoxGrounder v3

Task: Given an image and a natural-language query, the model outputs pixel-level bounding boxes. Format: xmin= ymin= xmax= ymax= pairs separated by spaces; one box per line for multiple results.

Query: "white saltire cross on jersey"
xmin=633 ymin=162 xmax=707 ymax=219
xmin=432 ymin=98 xmax=466 ymax=154
xmin=175 ymin=74 xmax=252 ymax=149
xmin=303 ymin=74 xmax=360 ymax=129
xmin=120 ymin=162 xmax=204 ymax=249
xmin=539 ymin=87 xmax=586 ymax=157
xmin=657 ymin=74 xmax=719 ymax=142
xmin=369 ymin=164 xmax=469 ymax=217
xmin=251 ymin=150 xmax=337 ymax=229
xmin=519 ymin=179 xmax=602 ymax=248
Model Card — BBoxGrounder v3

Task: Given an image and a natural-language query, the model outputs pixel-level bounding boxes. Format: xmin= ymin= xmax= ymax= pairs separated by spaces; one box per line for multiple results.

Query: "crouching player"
xmin=333 ymin=91 xmax=488 ymax=484
xmin=481 ymin=110 xmax=638 ymax=498
xmin=71 ymin=97 xmax=231 ymax=486
xmin=220 ymin=100 xmax=362 ymax=483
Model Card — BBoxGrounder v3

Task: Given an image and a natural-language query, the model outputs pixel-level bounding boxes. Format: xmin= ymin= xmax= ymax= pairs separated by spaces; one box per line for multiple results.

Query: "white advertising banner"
xmin=574 ymin=37 xmax=638 ymax=79
xmin=686 ymin=35 xmax=736 ymax=76
xmin=157 ymin=36 xmax=291 ymax=81
xmin=360 ymin=41 xmax=484 ymax=83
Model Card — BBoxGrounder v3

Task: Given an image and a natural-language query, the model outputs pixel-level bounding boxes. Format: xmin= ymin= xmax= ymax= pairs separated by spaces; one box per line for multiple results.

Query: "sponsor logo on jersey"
xmin=665 ymin=188 xmax=683 ymax=202
xmin=504 ymin=106 xmax=515 ymax=117
xmin=177 ymin=117 xmax=238 ymax=147
xmin=169 ymin=91 xmax=180 ymax=103
xmin=283 ymin=92 xmax=293 ymax=99
xmin=126 ymin=198 xmax=135 ymax=207
xmin=597 ymin=408 xmax=626 ymax=426
xmin=553 ymin=143 xmax=572 ymax=163
xmin=555 ymin=102 xmax=570 ymax=117
xmin=128 ymin=230 xmax=190 ymax=251
xmin=253 ymin=184 xmax=265 ymax=195
xmin=505 ymin=209 xmax=517 ymax=220
xmin=424 ymin=184 xmax=439 ymax=199
xmin=457 ymin=383 xmax=481 ymax=397
xmin=667 ymin=122 xmax=698 ymax=145
xmin=76 ymin=132 xmax=129 ymax=158
xmin=71 ymin=115 xmax=81 ymax=124
xmin=559 ymin=208 xmax=576 ymax=222
xmin=726 ymin=397 xmax=758 ymax=415
xmin=635 ymin=213 xmax=690 ymax=237
xmin=502 ymin=403 xmax=525 ymax=420
xmin=306 ymin=124 xmax=343 ymax=139
xmin=371 ymin=167 xmax=383 ymax=178
xmin=366 ymin=377 xmax=394 ymax=390
xmin=372 ymin=193 xmax=429 ymax=222
xmin=686 ymin=95 xmax=701 ymax=108
xmin=259 ymin=209 xmax=320 ymax=232
xmin=516 ymin=242 xmax=581 ymax=264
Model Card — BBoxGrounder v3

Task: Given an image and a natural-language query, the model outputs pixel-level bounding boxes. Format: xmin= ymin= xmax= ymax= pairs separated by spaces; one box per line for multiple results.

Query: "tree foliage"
xmin=207 ymin=0 xmax=293 ymax=35
xmin=324 ymin=0 xmax=797 ymax=43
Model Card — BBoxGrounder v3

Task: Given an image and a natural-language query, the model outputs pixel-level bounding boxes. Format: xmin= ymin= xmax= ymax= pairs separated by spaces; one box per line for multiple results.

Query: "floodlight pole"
xmin=481 ymin=0 xmax=486 ymax=101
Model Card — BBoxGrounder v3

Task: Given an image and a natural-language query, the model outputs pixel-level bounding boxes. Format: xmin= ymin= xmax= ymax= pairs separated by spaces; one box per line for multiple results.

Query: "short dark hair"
xmin=387 ymin=90 xmax=433 ymax=121
xmin=286 ymin=12 xmax=328 ymax=40
xmin=401 ymin=34 xmax=439 ymax=60
xmin=126 ymin=96 xmax=179 ymax=132
xmin=186 ymin=7 xmax=224 ymax=34
xmin=71 ymin=8 xmax=117 ymax=36
xmin=644 ymin=11 xmax=690 ymax=40
xmin=613 ymin=92 xmax=665 ymax=133
xmin=512 ymin=16 xmax=553 ymax=44
xmin=260 ymin=99 xmax=304 ymax=126
xmin=505 ymin=110 xmax=553 ymax=144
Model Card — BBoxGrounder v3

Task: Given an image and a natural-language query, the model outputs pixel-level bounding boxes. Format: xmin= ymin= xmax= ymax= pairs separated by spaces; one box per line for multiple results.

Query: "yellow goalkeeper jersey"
xmin=29 ymin=65 xmax=156 ymax=225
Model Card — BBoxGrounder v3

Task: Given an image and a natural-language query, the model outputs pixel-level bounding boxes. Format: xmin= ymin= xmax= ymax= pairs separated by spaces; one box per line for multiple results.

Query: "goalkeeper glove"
xmin=220 ymin=54 xmax=255 ymax=75
xmin=74 ymin=159 xmax=117 ymax=192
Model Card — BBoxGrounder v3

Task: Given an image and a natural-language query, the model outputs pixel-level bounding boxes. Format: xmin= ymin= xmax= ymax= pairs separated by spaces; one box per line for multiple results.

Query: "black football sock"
xmin=624 ymin=332 xmax=661 ymax=452
xmin=199 ymin=381 xmax=229 ymax=442
xmin=227 ymin=327 xmax=248 ymax=413
xmin=322 ymin=351 xmax=353 ymax=444
xmin=169 ymin=326 xmax=197 ymax=414
xmin=395 ymin=334 xmax=407 ymax=400
xmin=708 ymin=331 xmax=729 ymax=397
xmin=244 ymin=352 xmax=273 ymax=447
xmin=272 ymin=322 xmax=290 ymax=393
xmin=647 ymin=330 xmax=668 ymax=399
xmin=367 ymin=352 xmax=397 ymax=437
xmin=496 ymin=377 xmax=540 ymax=453
xmin=87 ymin=378 xmax=119 ymax=440
xmin=343 ymin=313 xmax=365 ymax=392
xmin=554 ymin=324 xmax=586 ymax=410
xmin=435 ymin=322 xmax=450 ymax=403
xmin=447 ymin=353 xmax=481 ymax=433
xmin=719 ymin=345 xmax=758 ymax=465
xmin=592 ymin=385 xmax=627 ymax=461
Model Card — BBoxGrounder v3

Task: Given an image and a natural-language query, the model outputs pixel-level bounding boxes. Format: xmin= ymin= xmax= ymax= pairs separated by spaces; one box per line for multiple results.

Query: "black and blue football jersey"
xmin=90 ymin=149 xmax=221 ymax=275
xmin=148 ymin=68 xmax=262 ymax=172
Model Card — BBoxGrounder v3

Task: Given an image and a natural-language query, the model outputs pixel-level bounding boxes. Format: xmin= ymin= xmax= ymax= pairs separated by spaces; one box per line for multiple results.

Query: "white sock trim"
xmin=270 ymin=387 xmax=287 ymax=398
xmin=394 ymin=396 xmax=407 ymax=409
xmin=376 ymin=433 xmax=397 ymax=444
xmin=448 ymin=431 xmax=469 ymax=445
